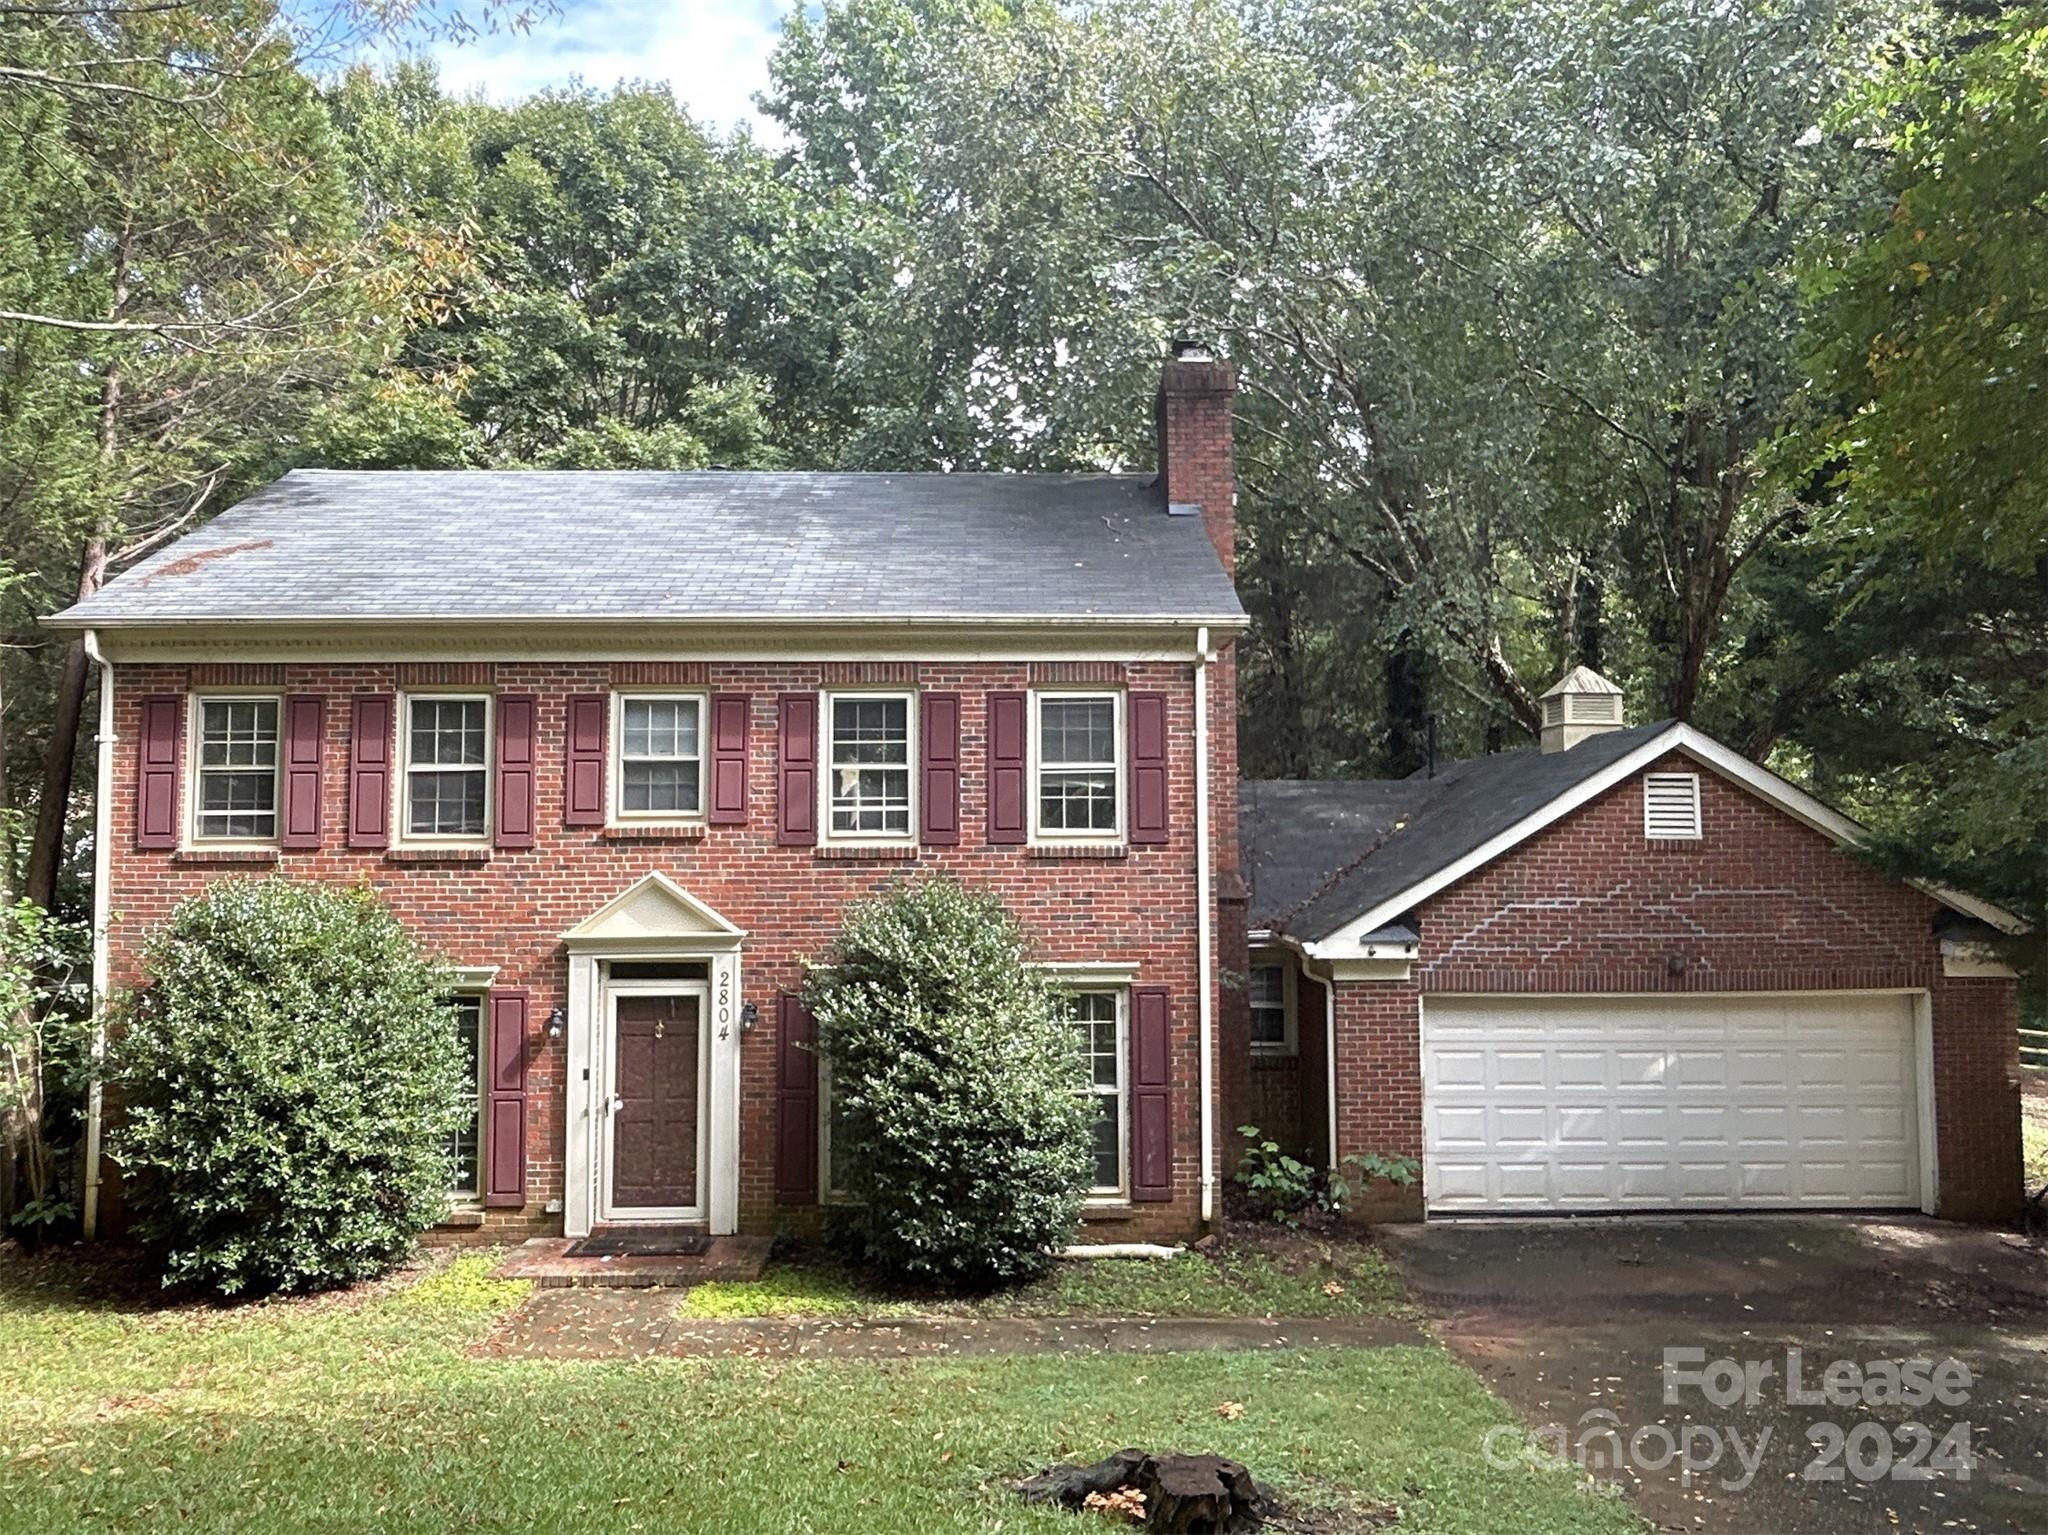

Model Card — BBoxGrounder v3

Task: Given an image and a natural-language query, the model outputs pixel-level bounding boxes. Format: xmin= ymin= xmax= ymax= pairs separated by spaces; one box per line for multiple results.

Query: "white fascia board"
xmin=1308 ymin=723 xmax=2026 ymax=952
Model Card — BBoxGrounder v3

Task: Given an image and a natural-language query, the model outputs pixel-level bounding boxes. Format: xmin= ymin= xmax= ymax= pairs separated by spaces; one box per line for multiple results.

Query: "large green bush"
xmin=805 ymin=877 xmax=1094 ymax=1287
xmin=108 ymin=879 xmax=468 ymax=1294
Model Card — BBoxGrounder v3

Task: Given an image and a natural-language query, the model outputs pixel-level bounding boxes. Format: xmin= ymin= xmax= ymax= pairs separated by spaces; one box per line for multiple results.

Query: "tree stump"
xmin=1018 ymin=1448 xmax=1265 ymax=1532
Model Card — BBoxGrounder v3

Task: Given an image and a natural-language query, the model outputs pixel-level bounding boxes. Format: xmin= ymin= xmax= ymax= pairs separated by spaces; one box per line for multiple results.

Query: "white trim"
xmin=609 ymin=689 xmax=709 ymax=827
xmin=597 ymin=979 xmax=712 ymax=1224
xmin=448 ymin=964 xmax=500 ymax=990
xmin=1912 ymin=990 xmax=1940 ymax=1216
xmin=1060 ymin=982 xmax=1130 ymax=1201
xmin=1036 ymin=961 xmax=1142 ymax=983
xmin=560 ymin=870 xmax=747 ymax=949
xmin=1194 ymin=626 xmax=1216 ymax=1223
xmin=1248 ymin=955 xmax=1297 ymax=1056
xmin=183 ymin=689 xmax=285 ymax=848
xmin=1305 ymin=722 xmax=2027 ymax=953
xmin=1322 ymin=968 xmax=1338 ymax=1171
xmin=443 ymin=989 xmax=489 ymax=1205
xmin=81 ymin=630 xmax=114 ymax=1239
xmin=1029 ymin=687 xmax=1126 ymax=846
xmin=395 ymin=691 xmax=493 ymax=847
xmin=818 ymin=688 xmax=918 ymax=846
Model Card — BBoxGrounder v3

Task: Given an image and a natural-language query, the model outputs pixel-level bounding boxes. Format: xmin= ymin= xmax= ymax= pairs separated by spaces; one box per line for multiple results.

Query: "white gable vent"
xmin=1643 ymin=772 xmax=1702 ymax=840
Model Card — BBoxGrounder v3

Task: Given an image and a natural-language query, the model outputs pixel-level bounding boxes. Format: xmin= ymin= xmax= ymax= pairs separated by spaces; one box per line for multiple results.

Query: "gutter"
xmin=1193 ymin=626 xmax=1216 ymax=1225
xmin=81 ymin=629 xmax=114 ymax=1239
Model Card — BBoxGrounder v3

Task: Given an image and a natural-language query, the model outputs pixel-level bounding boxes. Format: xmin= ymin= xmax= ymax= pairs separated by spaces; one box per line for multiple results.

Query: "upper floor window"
xmin=404 ymin=695 xmax=490 ymax=840
xmin=1035 ymin=692 xmax=1122 ymax=840
xmin=616 ymin=694 xmax=704 ymax=820
xmin=825 ymin=692 xmax=914 ymax=841
xmin=1064 ymin=987 xmax=1127 ymax=1196
xmin=1249 ymin=962 xmax=1294 ymax=1055
xmin=191 ymin=696 xmax=280 ymax=841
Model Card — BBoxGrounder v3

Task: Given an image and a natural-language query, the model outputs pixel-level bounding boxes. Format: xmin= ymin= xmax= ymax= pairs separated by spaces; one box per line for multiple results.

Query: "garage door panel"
xmin=1423 ymin=994 xmax=1921 ymax=1215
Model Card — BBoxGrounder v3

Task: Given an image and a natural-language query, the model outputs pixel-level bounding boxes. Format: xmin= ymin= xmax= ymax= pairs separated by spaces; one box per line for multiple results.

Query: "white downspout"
xmin=81 ymin=629 xmax=115 ymax=1239
xmin=1324 ymin=970 xmax=1339 ymax=1170
xmin=1194 ymin=625 xmax=1215 ymax=1224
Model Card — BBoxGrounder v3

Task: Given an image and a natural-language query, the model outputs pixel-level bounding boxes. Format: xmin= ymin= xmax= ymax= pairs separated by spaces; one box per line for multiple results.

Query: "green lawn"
xmin=680 ymin=1238 xmax=1411 ymax=1321
xmin=0 ymin=1249 xmax=1644 ymax=1535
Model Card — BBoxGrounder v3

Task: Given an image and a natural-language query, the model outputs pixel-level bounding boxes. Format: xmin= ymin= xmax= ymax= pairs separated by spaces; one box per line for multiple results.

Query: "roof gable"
xmin=562 ymin=872 xmax=746 ymax=949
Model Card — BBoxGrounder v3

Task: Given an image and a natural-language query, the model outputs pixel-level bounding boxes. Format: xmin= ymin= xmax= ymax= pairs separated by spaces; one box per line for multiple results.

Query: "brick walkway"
xmin=477 ymin=1288 xmax=1427 ymax=1361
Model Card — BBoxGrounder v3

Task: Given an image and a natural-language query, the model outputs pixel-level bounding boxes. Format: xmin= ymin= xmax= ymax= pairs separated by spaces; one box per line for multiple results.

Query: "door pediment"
xmin=562 ymin=872 xmax=746 ymax=949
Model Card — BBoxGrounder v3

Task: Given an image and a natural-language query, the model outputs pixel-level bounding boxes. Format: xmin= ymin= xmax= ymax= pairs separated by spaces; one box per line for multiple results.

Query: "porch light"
xmin=740 ymin=1002 xmax=759 ymax=1033
xmin=545 ymin=1007 xmax=565 ymax=1040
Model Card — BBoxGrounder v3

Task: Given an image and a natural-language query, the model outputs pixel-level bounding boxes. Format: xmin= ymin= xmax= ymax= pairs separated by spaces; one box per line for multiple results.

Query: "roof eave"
xmin=42 ymin=609 xmax=1253 ymax=634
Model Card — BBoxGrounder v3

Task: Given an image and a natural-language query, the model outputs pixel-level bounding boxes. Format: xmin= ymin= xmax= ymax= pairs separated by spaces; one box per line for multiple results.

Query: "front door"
xmin=605 ymin=991 xmax=706 ymax=1218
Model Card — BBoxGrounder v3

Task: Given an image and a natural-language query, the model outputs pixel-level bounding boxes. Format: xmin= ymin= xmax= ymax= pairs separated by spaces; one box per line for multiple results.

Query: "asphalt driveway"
xmin=1380 ymin=1217 xmax=2048 ymax=1535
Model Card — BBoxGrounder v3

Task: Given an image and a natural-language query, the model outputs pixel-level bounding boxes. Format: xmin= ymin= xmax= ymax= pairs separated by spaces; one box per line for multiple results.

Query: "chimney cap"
xmin=1541 ymin=664 xmax=1624 ymax=699
xmin=1170 ymin=337 xmax=1215 ymax=362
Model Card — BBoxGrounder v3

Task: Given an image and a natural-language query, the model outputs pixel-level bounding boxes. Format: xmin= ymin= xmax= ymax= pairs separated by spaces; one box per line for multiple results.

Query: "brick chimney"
xmin=1156 ymin=341 xmax=1239 ymax=577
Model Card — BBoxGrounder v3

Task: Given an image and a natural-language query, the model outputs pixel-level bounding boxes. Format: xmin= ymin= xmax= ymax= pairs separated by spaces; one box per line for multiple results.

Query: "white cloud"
xmin=395 ymin=0 xmax=792 ymax=136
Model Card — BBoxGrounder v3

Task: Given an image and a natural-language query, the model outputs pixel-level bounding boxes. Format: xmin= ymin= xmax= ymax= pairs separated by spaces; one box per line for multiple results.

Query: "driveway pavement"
xmin=1380 ymin=1217 xmax=2048 ymax=1534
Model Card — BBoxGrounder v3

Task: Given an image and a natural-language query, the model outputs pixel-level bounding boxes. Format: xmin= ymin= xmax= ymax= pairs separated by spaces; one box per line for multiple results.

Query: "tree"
xmin=107 ymin=880 xmax=467 ymax=1294
xmin=803 ymin=878 xmax=1094 ymax=1286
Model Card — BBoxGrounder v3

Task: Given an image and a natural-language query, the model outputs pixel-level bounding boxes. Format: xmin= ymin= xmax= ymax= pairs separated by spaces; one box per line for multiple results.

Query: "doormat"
xmin=566 ymin=1231 xmax=713 ymax=1259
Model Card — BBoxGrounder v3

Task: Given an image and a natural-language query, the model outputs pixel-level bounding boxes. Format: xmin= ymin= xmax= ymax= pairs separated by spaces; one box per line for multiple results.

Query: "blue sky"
xmin=365 ymin=1 xmax=801 ymax=136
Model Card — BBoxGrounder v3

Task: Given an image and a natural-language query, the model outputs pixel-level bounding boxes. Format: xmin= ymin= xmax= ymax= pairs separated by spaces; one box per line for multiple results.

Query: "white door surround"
xmin=597 ymin=979 xmax=711 ymax=1224
xmin=1420 ymin=991 xmax=1937 ymax=1217
xmin=562 ymin=873 xmax=746 ymax=1237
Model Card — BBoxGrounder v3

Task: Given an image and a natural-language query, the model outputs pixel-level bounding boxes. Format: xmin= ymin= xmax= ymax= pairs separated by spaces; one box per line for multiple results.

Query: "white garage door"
xmin=1422 ymin=993 xmax=1924 ymax=1214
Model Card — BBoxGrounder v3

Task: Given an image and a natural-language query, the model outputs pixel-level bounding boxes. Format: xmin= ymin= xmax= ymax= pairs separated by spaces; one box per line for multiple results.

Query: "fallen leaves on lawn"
xmin=1082 ymin=1487 xmax=1147 ymax=1522
xmin=1216 ymin=1401 xmax=1245 ymax=1420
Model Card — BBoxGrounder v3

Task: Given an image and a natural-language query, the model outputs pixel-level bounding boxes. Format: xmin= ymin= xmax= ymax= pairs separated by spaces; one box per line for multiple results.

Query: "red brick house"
xmin=49 ymin=353 xmax=2027 ymax=1242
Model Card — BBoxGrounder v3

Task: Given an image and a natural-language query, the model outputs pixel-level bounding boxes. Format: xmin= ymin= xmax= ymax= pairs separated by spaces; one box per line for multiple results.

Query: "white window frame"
xmin=396 ymin=692 xmax=494 ymax=846
xmin=1029 ymin=689 xmax=1125 ymax=846
xmin=1248 ymin=958 xmax=1298 ymax=1057
xmin=184 ymin=691 xmax=283 ymax=847
xmin=445 ymin=989 xmax=489 ymax=1206
xmin=817 ymin=1059 xmax=856 ymax=1205
xmin=1643 ymin=771 xmax=1704 ymax=841
xmin=1062 ymin=983 xmax=1129 ymax=1202
xmin=818 ymin=689 xmax=918 ymax=846
xmin=609 ymin=690 xmax=709 ymax=826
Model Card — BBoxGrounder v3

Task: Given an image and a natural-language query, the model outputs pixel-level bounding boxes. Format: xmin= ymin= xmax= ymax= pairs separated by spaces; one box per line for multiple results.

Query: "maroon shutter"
xmin=920 ymin=691 xmax=961 ymax=846
xmin=1127 ymin=692 xmax=1169 ymax=845
xmin=985 ymin=690 xmax=1028 ymax=845
xmin=776 ymin=693 xmax=818 ymax=846
xmin=494 ymin=693 xmax=537 ymax=849
xmin=1130 ymin=986 xmax=1173 ymax=1202
xmin=709 ymin=693 xmax=749 ymax=825
xmin=134 ymin=694 xmax=184 ymax=849
xmin=563 ymin=693 xmax=607 ymax=827
xmin=775 ymin=992 xmax=819 ymax=1204
xmin=484 ymin=989 xmax=529 ymax=1208
xmin=280 ymin=695 xmax=325 ymax=850
xmin=347 ymin=694 xmax=393 ymax=849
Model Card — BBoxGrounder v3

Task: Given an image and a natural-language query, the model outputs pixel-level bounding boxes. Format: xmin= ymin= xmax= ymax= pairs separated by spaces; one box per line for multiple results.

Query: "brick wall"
xmin=1330 ymin=751 xmax=2023 ymax=1223
xmin=103 ymin=655 xmax=1237 ymax=1243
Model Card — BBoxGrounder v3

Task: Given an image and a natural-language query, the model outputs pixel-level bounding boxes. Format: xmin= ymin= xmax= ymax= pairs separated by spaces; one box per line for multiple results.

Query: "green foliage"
xmin=803 ymin=877 xmax=1094 ymax=1286
xmin=0 ymin=894 xmax=90 ymax=1233
xmin=1234 ymin=1126 xmax=1417 ymax=1227
xmin=107 ymin=879 xmax=467 ymax=1295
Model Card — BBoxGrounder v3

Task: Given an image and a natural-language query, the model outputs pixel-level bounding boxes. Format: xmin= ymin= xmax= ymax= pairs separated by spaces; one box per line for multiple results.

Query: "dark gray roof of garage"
xmin=47 ymin=469 xmax=1247 ymax=628
xmin=1245 ymin=720 xmax=1675 ymax=939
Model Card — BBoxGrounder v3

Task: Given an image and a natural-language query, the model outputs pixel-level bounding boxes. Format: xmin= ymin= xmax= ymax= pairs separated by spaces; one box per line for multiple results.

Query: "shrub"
xmin=804 ymin=877 xmax=1094 ymax=1286
xmin=1234 ymin=1126 xmax=1419 ymax=1227
xmin=108 ymin=879 xmax=468 ymax=1295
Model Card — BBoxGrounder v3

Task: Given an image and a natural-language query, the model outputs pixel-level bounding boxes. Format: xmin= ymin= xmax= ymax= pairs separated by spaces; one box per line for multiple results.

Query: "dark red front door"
xmin=611 ymin=994 xmax=702 ymax=1210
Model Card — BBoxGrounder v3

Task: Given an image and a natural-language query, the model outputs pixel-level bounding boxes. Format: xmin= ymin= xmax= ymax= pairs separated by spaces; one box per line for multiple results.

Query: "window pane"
xmin=623 ymin=698 xmax=699 ymax=760
xmin=1251 ymin=1007 xmax=1288 ymax=1045
xmin=199 ymin=699 xmax=278 ymax=768
xmin=1040 ymin=698 xmax=1115 ymax=765
xmin=446 ymin=996 xmax=483 ymax=1197
xmin=831 ymin=698 xmax=908 ymax=765
xmin=409 ymin=768 xmax=486 ymax=836
xmin=1040 ymin=770 xmax=1117 ymax=832
xmin=622 ymin=760 xmax=701 ymax=813
xmin=1088 ymin=1097 xmax=1119 ymax=1191
xmin=411 ymin=700 xmax=486 ymax=767
xmin=196 ymin=700 xmax=279 ymax=838
xmin=829 ymin=698 xmax=911 ymax=836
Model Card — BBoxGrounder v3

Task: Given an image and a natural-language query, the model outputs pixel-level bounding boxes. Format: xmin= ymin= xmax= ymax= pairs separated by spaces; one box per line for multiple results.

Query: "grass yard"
xmin=2025 ymin=1079 xmax=2048 ymax=1192
xmin=680 ymin=1232 xmax=1411 ymax=1321
xmin=0 ymin=1248 xmax=1644 ymax=1535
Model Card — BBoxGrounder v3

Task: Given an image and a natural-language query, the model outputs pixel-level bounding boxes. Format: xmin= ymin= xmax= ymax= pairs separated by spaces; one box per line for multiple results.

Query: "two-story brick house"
xmin=50 ymin=350 xmax=2029 ymax=1241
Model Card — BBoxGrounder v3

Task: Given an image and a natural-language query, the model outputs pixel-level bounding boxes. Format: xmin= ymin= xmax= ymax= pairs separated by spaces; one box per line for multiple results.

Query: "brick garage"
xmin=1314 ymin=753 xmax=2023 ymax=1223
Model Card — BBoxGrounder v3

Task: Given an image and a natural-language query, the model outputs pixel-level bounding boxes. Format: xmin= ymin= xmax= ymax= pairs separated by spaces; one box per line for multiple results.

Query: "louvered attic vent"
xmin=1643 ymin=772 xmax=1703 ymax=840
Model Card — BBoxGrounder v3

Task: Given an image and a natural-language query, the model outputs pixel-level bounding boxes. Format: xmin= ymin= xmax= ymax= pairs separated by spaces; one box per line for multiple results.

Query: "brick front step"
xmin=491 ymin=1234 xmax=772 ymax=1289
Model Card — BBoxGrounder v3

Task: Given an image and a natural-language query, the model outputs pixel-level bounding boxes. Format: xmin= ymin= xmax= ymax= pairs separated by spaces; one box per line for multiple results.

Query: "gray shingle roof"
xmin=48 ymin=469 xmax=1247 ymax=628
xmin=1247 ymin=721 xmax=1676 ymax=940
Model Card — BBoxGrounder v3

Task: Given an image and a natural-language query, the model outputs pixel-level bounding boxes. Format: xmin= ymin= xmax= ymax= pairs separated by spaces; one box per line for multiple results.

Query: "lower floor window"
xmin=1250 ymin=963 xmax=1291 ymax=1054
xmin=1064 ymin=988 xmax=1126 ymax=1195
xmin=446 ymin=995 xmax=485 ymax=1199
